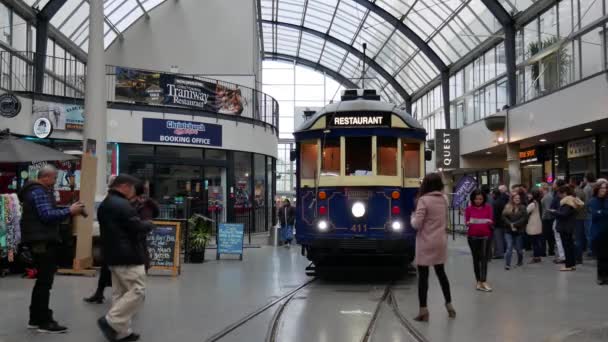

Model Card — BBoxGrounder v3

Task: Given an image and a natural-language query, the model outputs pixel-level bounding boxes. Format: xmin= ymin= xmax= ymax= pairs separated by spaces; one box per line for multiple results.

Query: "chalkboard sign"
xmin=217 ymin=223 xmax=244 ymax=260
xmin=148 ymin=221 xmax=181 ymax=276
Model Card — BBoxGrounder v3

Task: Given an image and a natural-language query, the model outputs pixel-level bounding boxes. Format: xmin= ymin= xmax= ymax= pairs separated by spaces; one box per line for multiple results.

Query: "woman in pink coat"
xmin=410 ymin=173 xmax=455 ymax=322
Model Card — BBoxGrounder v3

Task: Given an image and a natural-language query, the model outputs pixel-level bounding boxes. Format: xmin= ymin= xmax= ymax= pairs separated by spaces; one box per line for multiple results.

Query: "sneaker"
xmin=505 ymin=266 xmax=511 ymax=270
xmin=37 ymin=321 xmax=68 ymax=334
xmin=118 ymin=333 xmax=141 ymax=341
xmin=481 ymin=283 xmax=493 ymax=292
xmin=553 ymin=259 xmax=565 ymax=264
xmin=560 ymin=267 xmax=575 ymax=272
xmin=84 ymin=295 xmax=105 ymax=304
xmin=27 ymin=321 xmax=40 ymax=329
xmin=476 ymin=282 xmax=483 ymax=291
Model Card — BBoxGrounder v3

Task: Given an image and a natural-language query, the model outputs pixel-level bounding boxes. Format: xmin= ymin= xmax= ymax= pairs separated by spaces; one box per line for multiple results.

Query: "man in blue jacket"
xmin=19 ymin=165 xmax=85 ymax=333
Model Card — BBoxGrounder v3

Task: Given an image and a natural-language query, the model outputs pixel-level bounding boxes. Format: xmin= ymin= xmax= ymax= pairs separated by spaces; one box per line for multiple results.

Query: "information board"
xmin=216 ymin=223 xmax=245 ymax=260
xmin=148 ymin=221 xmax=181 ymax=276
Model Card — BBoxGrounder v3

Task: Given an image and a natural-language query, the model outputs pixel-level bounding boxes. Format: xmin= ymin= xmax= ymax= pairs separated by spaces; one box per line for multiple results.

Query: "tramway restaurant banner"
xmin=142 ymin=118 xmax=222 ymax=147
xmin=115 ymin=67 xmax=245 ymax=115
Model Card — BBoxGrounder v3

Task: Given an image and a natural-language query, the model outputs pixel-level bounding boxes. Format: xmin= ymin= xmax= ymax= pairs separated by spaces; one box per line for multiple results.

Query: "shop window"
xmin=403 ymin=143 xmax=421 ymax=179
xmin=205 ymin=149 xmax=226 ymax=160
xmin=156 ymin=146 xmax=202 ymax=159
xmin=600 ymin=136 xmax=608 ymax=179
xmin=300 ymin=141 xmax=318 ymax=179
xmin=345 ymin=137 xmax=372 ymax=176
xmin=555 ymin=144 xmax=567 ymax=181
xmin=377 ymin=137 xmax=398 ymax=176
xmin=321 ymin=138 xmax=340 ymax=176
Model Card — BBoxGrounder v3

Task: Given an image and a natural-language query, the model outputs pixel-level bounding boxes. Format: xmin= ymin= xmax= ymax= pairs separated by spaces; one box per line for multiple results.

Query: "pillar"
xmin=82 ymin=0 xmax=107 ymax=198
xmin=441 ymin=69 xmax=450 ymax=129
xmin=506 ymin=143 xmax=521 ymax=189
xmin=504 ymin=25 xmax=517 ymax=107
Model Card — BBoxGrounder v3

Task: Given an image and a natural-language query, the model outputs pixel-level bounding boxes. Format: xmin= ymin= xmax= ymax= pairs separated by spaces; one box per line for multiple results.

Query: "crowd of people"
xmin=411 ymin=172 xmax=608 ymax=322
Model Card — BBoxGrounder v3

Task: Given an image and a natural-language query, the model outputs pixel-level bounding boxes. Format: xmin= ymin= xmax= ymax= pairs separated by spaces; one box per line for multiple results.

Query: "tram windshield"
xmin=403 ymin=142 xmax=421 ymax=178
xmin=345 ymin=137 xmax=372 ymax=176
xmin=377 ymin=137 xmax=398 ymax=176
xmin=321 ymin=138 xmax=340 ymax=176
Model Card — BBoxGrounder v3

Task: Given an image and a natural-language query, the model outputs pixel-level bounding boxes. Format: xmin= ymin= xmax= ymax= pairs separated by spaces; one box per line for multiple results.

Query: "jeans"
xmin=585 ymin=218 xmax=593 ymax=255
xmin=29 ymin=242 xmax=57 ymax=324
xmin=504 ymin=233 xmax=523 ymax=267
xmin=281 ymin=224 xmax=294 ymax=243
xmin=560 ymin=232 xmax=576 ymax=268
xmin=492 ymin=227 xmax=505 ymax=258
xmin=542 ymin=219 xmax=555 ymax=256
xmin=417 ymin=264 xmax=452 ymax=308
xmin=574 ymin=220 xmax=587 ymax=263
xmin=468 ymin=237 xmax=489 ymax=282
xmin=553 ymin=221 xmax=565 ymax=260
xmin=106 ymin=265 xmax=146 ymax=339
xmin=530 ymin=234 xmax=544 ymax=258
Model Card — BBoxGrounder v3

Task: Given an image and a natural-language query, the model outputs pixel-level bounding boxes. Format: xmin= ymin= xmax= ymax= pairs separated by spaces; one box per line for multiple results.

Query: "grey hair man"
xmin=18 ymin=164 xmax=85 ymax=333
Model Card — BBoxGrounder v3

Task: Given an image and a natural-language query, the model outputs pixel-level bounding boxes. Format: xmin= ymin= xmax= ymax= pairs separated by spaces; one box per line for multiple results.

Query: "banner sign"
xmin=142 ymin=118 xmax=222 ymax=147
xmin=326 ymin=112 xmax=391 ymax=128
xmin=217 ymin=223 xmax=245 ymax=260
xmin=567 ymin=137 xmax=595 ymax=159
xmin=452 ymin=176 xmax=478 ymax=208
xmin=115 ymin=67 xmax=245 ymax=115
xmin=519 ymin=148 xmax=538 ymax=164
xmin=148 ymin=221 xmax=181 ymax=276
xmin=33 ymin=101 xmax=85 ymax=130
xmin=435 ymin=129 xmax=460 ymax=169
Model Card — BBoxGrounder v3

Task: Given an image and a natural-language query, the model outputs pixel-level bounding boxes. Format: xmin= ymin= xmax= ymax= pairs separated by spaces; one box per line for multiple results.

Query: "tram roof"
xmin=295 ymin=99 xmax=423 ymax=132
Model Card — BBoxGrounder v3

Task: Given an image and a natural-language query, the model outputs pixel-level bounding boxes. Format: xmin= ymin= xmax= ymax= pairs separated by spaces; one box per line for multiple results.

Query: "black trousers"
xmin=29 ymin=242 xmax=57 ymax=324
xmin=560 ymin=232 xmax=576 ymax=268
xmin=593 ymin=236 xmax=608 ymax=281
xmin=542 ymin=219 xmax=556 ymax=256
xmin=94 ymin=264 xmax=112 ymax=296
xmin=417 ymin=264 xmax=452 ymax=308
xmin=468 ymin=237 xmax=489 ymax=282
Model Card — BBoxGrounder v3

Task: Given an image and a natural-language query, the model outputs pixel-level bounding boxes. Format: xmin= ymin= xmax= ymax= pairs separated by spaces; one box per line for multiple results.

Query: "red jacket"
xmin=465 ymin=204 xmax=494 ymax=237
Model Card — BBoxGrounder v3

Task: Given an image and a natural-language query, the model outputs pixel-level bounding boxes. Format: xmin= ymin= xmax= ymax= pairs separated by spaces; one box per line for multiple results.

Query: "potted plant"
xmin=188 ymin=214 xmax=212 ymax=263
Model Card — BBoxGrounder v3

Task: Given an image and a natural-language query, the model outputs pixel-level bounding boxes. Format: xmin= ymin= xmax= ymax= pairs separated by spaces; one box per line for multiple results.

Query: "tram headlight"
xmin=391 ymin=221 xmax=402 ymax=231
xmin=351 ymin=202 xmax=366 ymax=218
xmin=317 ymin=220 xmax=328 ymax=231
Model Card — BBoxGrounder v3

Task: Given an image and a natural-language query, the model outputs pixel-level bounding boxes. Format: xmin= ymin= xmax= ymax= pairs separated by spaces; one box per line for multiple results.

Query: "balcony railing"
xmin=0 ymin=51 xmax=279 ymax=133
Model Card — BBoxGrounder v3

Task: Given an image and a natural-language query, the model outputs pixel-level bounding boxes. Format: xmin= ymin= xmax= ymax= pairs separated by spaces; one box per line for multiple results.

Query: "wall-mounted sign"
xmin=519 ymin=148 xmax=538 ymax=164
xmin=435 ymin=129 xmax=460 ymax=169
xmin=0 ymin=93 xmax=21 ymax=118
xmin=115 ymin=67 xmax=245 ymax=115
xmin=33 ymin=118 xmax=53 ymax=139
xmin=33 ymin=101 xmax=85 ymax=130
xmin=326 ymin=112 xmax=391 ymax=128
xmin=142 ymin=118 xmax=222 ymax=147
xmin=568 ymin=137 xmax=595 ymax=159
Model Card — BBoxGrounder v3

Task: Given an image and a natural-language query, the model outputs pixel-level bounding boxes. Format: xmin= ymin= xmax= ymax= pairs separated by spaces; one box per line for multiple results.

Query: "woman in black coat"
xmin=550 ymin=185 xmax=584 ymax=271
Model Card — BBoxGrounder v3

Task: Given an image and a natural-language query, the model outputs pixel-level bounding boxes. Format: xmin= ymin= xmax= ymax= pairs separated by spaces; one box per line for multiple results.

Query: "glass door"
xmin=155 ymin=164 xmax=203 ymax=219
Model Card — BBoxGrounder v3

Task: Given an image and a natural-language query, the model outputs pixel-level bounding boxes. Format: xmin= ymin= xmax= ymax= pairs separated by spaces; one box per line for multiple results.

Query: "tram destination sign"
xmin=326 ymin=112 xmax=391 ymax=128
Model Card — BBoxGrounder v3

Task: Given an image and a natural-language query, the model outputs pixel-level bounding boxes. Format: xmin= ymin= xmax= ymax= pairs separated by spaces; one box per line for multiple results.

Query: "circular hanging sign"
xmin=0 ymin=93 xmax=21 ymax=118
xmin=33 ymin=118 xmax=53 ymax=139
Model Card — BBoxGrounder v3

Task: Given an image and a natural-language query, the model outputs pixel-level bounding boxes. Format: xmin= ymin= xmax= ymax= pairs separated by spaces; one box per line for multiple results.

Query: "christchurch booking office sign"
xmin=435 ymin=129 xmax=460 ymax=169
xmin=142 ymin=118 xmax=222 ymax=147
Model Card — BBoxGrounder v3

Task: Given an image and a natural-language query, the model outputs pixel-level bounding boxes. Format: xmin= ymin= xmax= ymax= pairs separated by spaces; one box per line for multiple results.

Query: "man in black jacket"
xmin=19 ymin=165 xmax=85 ymax=333
xmin=96 ymin=175 xmax=155 ymax=342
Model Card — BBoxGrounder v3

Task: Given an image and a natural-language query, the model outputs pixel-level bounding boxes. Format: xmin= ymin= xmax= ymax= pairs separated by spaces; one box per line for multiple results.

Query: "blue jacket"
xmin=589 ymin=197 xmax=608 ymax=241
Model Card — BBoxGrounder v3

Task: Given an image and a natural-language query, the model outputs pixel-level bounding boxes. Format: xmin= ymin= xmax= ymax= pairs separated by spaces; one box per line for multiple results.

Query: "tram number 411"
xmin=350 ymin=224 xmax=368 ymax=233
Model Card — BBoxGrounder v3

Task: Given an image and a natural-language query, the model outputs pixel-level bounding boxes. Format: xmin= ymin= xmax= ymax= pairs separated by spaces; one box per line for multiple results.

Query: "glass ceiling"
xmin=261 ymin=0 xmax=506 ymax=104
xmin=21 ymin=0 xmax=540 ymax=104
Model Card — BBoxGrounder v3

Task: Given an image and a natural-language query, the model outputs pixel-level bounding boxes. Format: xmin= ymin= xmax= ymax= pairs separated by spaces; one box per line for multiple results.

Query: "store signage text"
xmin=142 ymin=118 xmax=222 ymax=147
xmin=567 ymin=137 xmax=595 ymax=159
xmin=519 ymin=148 xmax=538 ymax=164
xmin=326 ymin=112 xmax=391 ymax=128
xmin=435 ymin=129 xmax=460 ymax=169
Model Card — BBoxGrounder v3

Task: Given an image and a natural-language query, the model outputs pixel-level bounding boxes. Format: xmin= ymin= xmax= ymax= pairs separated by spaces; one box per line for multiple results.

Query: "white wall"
xmin=2 ymin=95 xmax=278 ymax=158
xmin=104 ymin=0 xmax=259 ymax=89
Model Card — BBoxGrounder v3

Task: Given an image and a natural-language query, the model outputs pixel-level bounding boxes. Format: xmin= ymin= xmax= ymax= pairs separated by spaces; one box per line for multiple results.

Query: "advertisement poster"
xmin=141 ymin=118 xmax=223 ymax=147
xmin=33 ymin=101 xmax=85 ymax=130
xmin=115 ymin=67 xmax=245 ymax=115
xmin=452 ymin=176 xmax=478 ymax=208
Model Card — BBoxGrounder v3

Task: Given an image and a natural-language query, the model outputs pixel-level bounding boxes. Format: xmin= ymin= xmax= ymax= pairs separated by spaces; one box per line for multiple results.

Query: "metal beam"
xmin=480 ymin=0 xmax=513 ymax=26
xmin=441 ymin=70 xmax=450 ymax=129
xmin=256 ymin=0 xmax=264 ymax=56
xmin=264 ymin=52 xmax=359 ymax=89
xmin=349 ymin=0 xmax=447 ymax=72
xmin=134 ymin=0 xmax=149 ymax=19
xmin=262 ymin=20 xmax=410 ymax=102
xmin=39 ymin=0 xmax=68 ymax=19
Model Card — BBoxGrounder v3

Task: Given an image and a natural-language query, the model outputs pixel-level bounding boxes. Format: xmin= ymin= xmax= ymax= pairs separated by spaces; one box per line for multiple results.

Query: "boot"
xmin=446 ymin=303 xmax=456 ymax=318
xmin=83 ymin=292 xmax=105 ymax=304
xmin=413 ymin=307 xmax=429 ymax=322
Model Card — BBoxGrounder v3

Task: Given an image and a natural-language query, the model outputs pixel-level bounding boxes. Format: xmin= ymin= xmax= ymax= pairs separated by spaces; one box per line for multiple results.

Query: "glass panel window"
xmin=456 ymin=102 xmax=465 ymax=128
xmin=524 ymin=18 xmax=540 ymax=60
xmin=539 ymin=6 xmax=558 ymax=44
xmin=321 ymin=138 xmax=340 ymax=176
xmin=485 ymin=48 xmax=496 ymax=81
xmin=580 ymin=27 xmax=603 ymax=78
xmin=377 ymin=137 xmax=397 ymax=176
xmin=205 ymin=149 xmax=226 ymax=160
xmin=156 ymin=146 xmax=203 ymax=159
xmin=497 ymin=80 xmax=507 ymax=110
xmin=496 ymin=42 xmax=507 ymax=75
xmin=0 ymin=4 xmax=9 ymax=45
xmin=558 ymin=0 xmax=575 ymax=38
xmin=300 ymin=141 xmax=318 ymax=179
xmin=486 ymin=84 xmax=497 ymax=116
xmin=345 ymin=137 xmax=372 ymax=176
xmin=516 ymin=29 xmax=524 ymax=64
xmin=12 ymin=12 xmax=26 ymax=51
xmin=402 ymin=142 xmax=420 ymax=179
xmin=560 ymin=40 xmax=579 ymax=86
xmin=579 ymin=0 xmax=603 ymax=28
xmin=455 ymin=70 xmax=464 ymax=98
xmin=540 ymin=51 xmax=560 ymax=92
xmin=465 ymin=64 xmax=474 ymax=92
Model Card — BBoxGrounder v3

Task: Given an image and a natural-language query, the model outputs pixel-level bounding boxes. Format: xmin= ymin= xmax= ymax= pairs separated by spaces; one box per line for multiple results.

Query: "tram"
xmin=293 ymin=89 xmax=430 ymax=270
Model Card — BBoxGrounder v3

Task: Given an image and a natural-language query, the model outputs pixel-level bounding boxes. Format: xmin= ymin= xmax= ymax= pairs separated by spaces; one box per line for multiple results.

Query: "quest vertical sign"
xmin=435 ymin=129 xmax=460 ymax=169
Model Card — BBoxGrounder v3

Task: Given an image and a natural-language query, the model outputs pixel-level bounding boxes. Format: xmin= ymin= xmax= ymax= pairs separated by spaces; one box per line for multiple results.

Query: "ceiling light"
xmin=557 ymin=146 xmax=564 ymax=149
xmin=584 ymin=128 xmax=593 ymax=132
xmin=486 ymin=151 xmax=492 ymax=155
xmin=539 ymin=139 xmax=547 ymax=142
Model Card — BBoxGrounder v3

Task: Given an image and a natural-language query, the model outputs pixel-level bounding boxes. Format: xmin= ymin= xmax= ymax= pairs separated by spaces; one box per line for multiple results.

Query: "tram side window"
xmin=345 ymin=137 xmax=372 ymax=176
xmin=300 ymin=141 xmax=318 ymax=179
xmin=403 ymin=143 xmax=421 ymax=178
xmin=377 ymin=137 xmax=398 ymax=176
xmin=321 ymin=138 xmax=340 ymax=176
